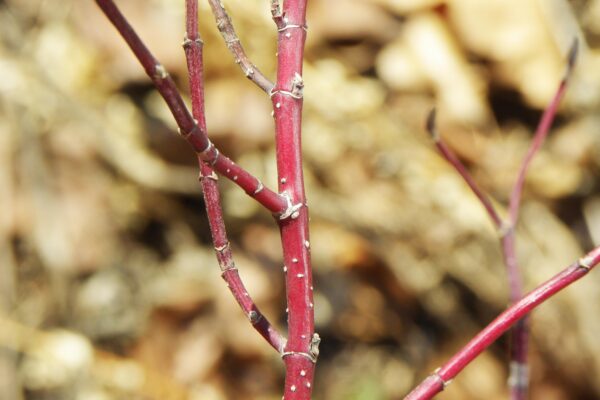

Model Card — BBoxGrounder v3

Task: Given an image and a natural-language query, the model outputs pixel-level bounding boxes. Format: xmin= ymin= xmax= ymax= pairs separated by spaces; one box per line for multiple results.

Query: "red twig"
xmin=425 ymin=39 xmax=578 ymax=399
xmin=508 ymin=38 xmax=578 ymax=225
xmin=95 ymin=0 xmax=288 ymax=215
xmin=426 ymin=110 xmax=503 ymax=229
xmin=504 ymin=39 xmax=576 ymax=399
xmin=404 ymin=246 xmax=600 ymax=400
xmin=270 ymin=0 xmax=317 ymax=398
xmin=206 ymin=0 xmax=275 ymax=93
xmin=184 ymin=0 xmax=285 ymax=353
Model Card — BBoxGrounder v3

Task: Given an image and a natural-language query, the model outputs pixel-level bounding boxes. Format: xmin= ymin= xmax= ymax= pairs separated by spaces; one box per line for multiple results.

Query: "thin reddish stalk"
xmin=426 ymin=40 xmax=577 ymax=397
xmin=404 ymin=246 xmax=600 ymax=400
xmin=427 ymin=108 xmax=528 ymax=397
xmin=426 ymin=110 xmax=502 ymax=229
xmin=207 ymin=0 xmax=275 ymax=93
xmin=504 ymin=39 xmax=577 ymax=399
xmin=271 ymin=0 xmax=317 ymax=398
xmin=508 ymin=39 xmax=578 ymax=225
xmin=95 ymin=0 xmax=287 ymax=215
xmin=184 ymin=0 xmax=284 ymax=353
xmin=501 ymin=229 xmax=528 ymax=399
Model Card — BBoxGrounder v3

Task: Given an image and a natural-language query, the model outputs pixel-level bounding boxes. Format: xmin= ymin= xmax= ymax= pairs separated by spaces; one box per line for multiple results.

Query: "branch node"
xmin=220 ymin=265 xmax=238 ymax=275
xmin=253 ymin=181 xmax=264 ymax=195
xmin=178 ymin=120 xmax=200 ymax=139
xmin=244 ymin=66 xmax=255 ymax=77
xmin=309 ymin=333 xmax=321 ymax=360
xmin=278 ymin=192 xmax=303 ymax=220
xmin=281 ymin=334 xmax=320 ymax=364
xmin=291 ymin=72 xmax=304 ymax=98
xmin=497 ymin=221 xmax=513 ymax=238
xmin=208 ymin=148 xmax=220 ymax=166
xmin=278 ymin=23 xmax=308 ymax=32
xmin=196 ymin=138 xmax=213 ymax=154
xmin=270 ymin=85 xmax=304 ymax=100
xmin=433 ymin=368 xmax=452 ymax=390
xmin=578 ymin=254 xmax=593 ymax=270
xmin=153 ymin=63 xmax=169 ymax=80
xmin=182 ymin=36 xmax=203 ymax=49
xmin=199 ymin=170 xmax=219 ymax=182
xmin=215 ymin=242 xmax=230 ymax=253
xmin=248 ymin=310 xmax=262 ymax=324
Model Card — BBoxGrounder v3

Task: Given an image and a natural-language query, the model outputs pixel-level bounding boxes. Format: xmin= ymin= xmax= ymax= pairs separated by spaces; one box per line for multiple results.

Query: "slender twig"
xmin=504 ymin=39 xmax=577 ymax=399
xmin=426 ymin=109 xmax=503 ymax=229
xmin=200 ymin=163 xmax=286 ymax=352
xmin=404 ymin=246 xmax=600 ymax=400
xmin=508 ymin=38 xmax=578 ymax=225
xmin=427 ymin=113 xmax=528 ymax=396
xmin=184 ymin=0 xmax=285 ymax=353
xmin=270 ymin=1 xmax=316 ymax=398
xmin=207 ymin=0 xmax=275 ymax=93
xmin=95 ymin=0 xmax=288 ymax=215
xmin=270 ymin=0 xmax=285 ymax=30
xmin=425 ymin=39 xmax=578 ymax=400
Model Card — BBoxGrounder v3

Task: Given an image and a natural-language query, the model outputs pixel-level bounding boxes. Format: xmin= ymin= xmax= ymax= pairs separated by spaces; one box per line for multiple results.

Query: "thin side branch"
xmin=426 ymin=109 xmax=503 ymax=229
xmin=508 ymin=38 xmax=578 ymax=225
xmin=504 ymin=39 xmax=577 ymax=399
xmin=270 ymin=0 xmax=285 ymax=29
xmin=207 ymin=0 xmax=275 ymax=93
xmin=95 ymin=0 xmax=287 ymax=214
xmin=404 ymin=245 xmax=600 ymax=400
xmin=426 ymin=39 xmax=578 ymax=400
xmin=200 ymin=163 xmax=286 ymax=352
xmin=184 ymin=0 xmax=285 ymax=353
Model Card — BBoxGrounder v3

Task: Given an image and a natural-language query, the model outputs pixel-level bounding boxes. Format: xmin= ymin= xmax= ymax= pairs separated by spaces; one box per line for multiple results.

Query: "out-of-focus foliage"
xmin=1 ymin=0 xmax=600 ymax=399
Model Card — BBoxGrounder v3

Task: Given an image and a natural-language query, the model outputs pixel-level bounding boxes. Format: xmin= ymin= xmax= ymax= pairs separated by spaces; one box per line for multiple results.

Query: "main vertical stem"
xmin=272 ymin=0 xmax=315 ymax=398
xmin=501 ymin=230 xmax=528 ymax=399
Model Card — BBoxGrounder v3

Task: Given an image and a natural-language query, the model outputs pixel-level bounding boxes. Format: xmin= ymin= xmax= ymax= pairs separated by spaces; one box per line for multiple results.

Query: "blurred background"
xmin=1 ymin=0 xmax=600 ymax=399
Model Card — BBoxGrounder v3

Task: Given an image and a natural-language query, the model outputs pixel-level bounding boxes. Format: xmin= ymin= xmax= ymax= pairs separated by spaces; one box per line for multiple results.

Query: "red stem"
xmin=501 ymin=229 xmax=529 ymax=399
xmin=404 ymin=246 xmax=600 ymax=400
xmin=271 ymin=0 xmax=317 ymax=398
xmin=184 ymin=0 xmax=285 ymax=353
xmin=504 ymin=40 xmax=577 ymax=399
xmin=425 ymin=40 xmax=577 ymax=397
xmin=95 ymin=0 xmax=287 ymax=215
xmin=426 ymin=110 xmax=502 ymax=229
xmin=509 ymin=39 xmax=578 ymax=226
xmin=427 ymin=110 xmax=529 ymax=398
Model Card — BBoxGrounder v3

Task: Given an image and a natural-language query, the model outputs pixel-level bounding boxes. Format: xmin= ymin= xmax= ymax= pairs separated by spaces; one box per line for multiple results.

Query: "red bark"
xmin=271 ymin=0 xmax=317 ymax=398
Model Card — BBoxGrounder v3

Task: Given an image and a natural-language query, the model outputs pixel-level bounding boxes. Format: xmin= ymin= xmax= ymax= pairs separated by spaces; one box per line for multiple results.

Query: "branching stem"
xmin=424 ymin=39 xmax=578 ymax=399
xmin=503 ymin=40 xmax=576 ymax=398
xmin=404 ymin=246 xmax=600 ymax=400
xmin=508 ymin=38 xmax=578 ymax=225
xmin=184 ymin=0 xmax=285 ymax=353
xmin=95 ymin=0 xmax=287 ymax=214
